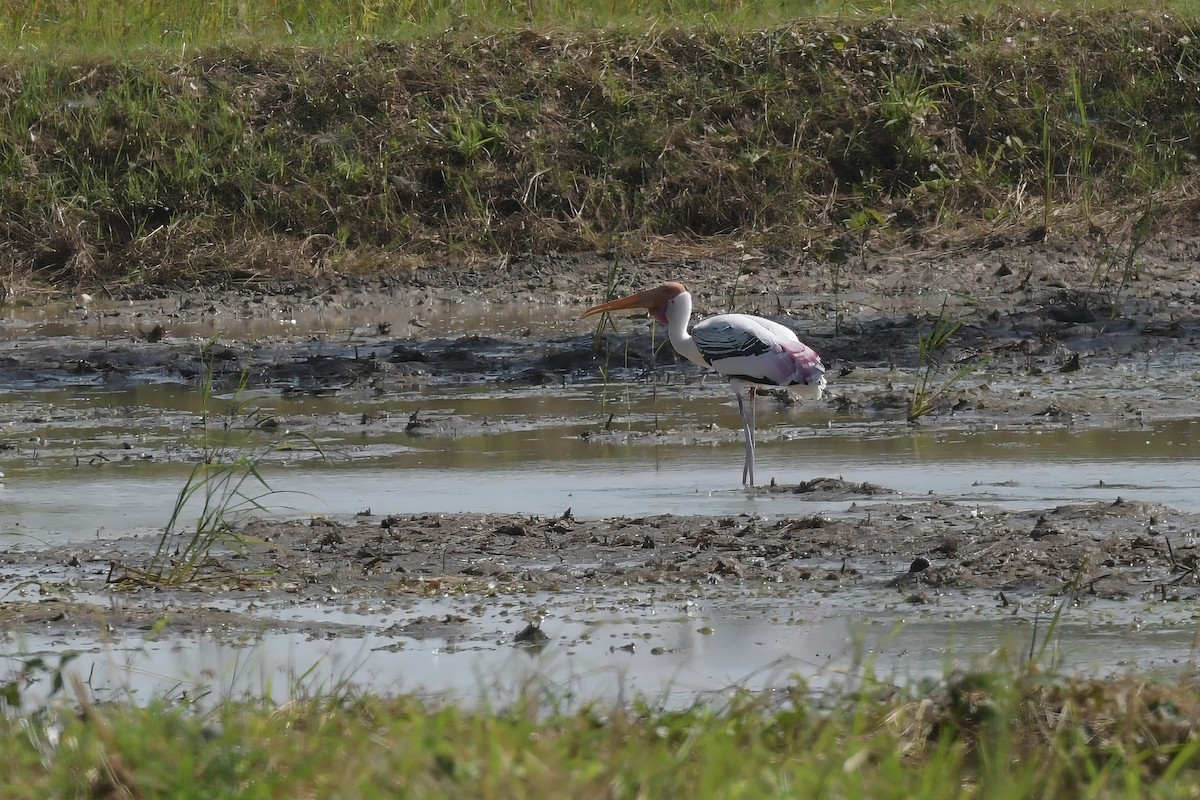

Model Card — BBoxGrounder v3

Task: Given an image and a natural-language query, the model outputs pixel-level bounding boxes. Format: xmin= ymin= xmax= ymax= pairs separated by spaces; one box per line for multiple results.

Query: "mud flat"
xmin=3 ymin=238 xmax=1200 ymax=703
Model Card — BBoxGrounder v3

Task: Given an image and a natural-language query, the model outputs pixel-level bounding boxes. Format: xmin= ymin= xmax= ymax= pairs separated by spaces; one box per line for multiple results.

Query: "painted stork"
xmin=582 ymin=281 xmax=825 ymax=486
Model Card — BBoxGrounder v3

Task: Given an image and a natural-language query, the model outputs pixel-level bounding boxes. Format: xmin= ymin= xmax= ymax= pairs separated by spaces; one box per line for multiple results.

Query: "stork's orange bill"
xmin=580 ymin=283 xmax=685 ymax=318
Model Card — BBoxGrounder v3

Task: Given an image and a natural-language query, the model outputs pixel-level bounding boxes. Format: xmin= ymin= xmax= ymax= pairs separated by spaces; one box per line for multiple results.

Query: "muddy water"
xmin=5 ymin=297 xmax=1200 ymax=708
xmin=4 ymin=381 xmax=1200 ymax=708
xmin=8 ymin=427 xmax=1197 ymax=538
xmin=1 ymin=382 xmax=1198 ymax=544
xmin=8 ymin=585 xmax=1199 ymax=711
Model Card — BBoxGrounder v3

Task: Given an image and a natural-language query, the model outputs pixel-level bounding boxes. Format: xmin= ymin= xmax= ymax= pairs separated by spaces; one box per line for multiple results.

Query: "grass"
xmin=111 ymin=339 xmax=316 ymax=587
xmin=1087 ymin=201 xmax=1157 ymax=316
xmin=907 ymin=295 xmax=988 ymax=422
xmin=0 ymin=6 xmax=1195 ymax=289
xmin=6 ymin=662 xmax=1200 ymax=798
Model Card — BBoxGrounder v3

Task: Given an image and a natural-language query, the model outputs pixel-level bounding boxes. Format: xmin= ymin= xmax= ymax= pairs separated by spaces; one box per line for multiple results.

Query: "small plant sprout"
xmin=908 ymin=296 xmax=989 ymax=423
xmin=1089 ymin=200 xmax=1156 ymax=316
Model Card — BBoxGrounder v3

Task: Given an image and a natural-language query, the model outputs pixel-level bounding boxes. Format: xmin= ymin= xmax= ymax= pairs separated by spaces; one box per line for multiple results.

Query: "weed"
xmin=588 ymin=251 xmax=631 ymax=423
xmin=446 ymin=100 xmax=501 ymax=162
xmin=907 ymin=296 xmax=988 ymax=422
xmin=1069 ymin=66 xmax=1096 ymax=225
xmin=1088 ymin=200 xmax=1156 ymax=315
xmin=1041 ymin=100 xmax=1054 ymax=237
xmin=1028 ymin=598 xmax=1068 ymax=671
xmin=880 ymin=68 xmax=948 ymax=168
xmin=117 ymin=339 xmax=317 ymax=587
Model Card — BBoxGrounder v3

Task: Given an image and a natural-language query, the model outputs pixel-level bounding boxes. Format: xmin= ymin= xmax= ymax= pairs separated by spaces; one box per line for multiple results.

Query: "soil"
xmin=4 ymin=235 xmax=1200 ymax=645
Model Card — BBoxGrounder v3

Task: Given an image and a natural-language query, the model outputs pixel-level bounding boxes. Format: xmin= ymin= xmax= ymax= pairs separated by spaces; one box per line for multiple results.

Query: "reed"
xmin=907 ymin=296 xmax=988 ymax=422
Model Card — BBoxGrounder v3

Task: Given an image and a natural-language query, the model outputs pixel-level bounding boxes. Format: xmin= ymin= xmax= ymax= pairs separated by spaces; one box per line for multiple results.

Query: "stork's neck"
xmin=666 ymin=290 xmax=707 ymax=367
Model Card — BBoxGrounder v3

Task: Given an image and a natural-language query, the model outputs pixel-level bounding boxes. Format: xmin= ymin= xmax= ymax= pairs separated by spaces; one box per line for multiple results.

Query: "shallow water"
xmin=7 ymin=587 xmax=1199 ymax=711
xmin=4 ymin=303 xmax=1200 ymax=707
xmin=0 ymin=381 xmax=1198 ymax=545
xmin=7 ymin=442 xmax=1196 ymax=544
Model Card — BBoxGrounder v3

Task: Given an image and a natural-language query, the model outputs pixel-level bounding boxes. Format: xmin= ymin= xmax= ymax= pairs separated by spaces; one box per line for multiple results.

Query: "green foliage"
xmin=908 ymin=296 xmax=988 ymax=422
xmin=0 ymin=8 xmax=1194 ymax=286
xmin=8 ymin=664 xmax=1200 ymax=798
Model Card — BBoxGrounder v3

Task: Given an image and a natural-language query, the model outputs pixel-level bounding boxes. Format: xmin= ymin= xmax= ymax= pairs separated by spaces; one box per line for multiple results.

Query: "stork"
xmin=582 ymin=281 xmax=825 ymax=486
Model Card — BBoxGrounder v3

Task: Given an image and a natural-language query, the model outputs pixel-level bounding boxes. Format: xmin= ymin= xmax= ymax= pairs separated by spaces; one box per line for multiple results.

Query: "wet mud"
xmin=5 ymin=491 xmax=1199 ymax=652
xmin=2 ymin=236 xmax=1200 ymax=402
xmin=5 ymin=236 xmax=1200 ymax=655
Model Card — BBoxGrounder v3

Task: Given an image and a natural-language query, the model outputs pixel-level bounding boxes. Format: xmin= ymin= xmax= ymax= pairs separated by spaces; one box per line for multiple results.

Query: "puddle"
xmin=5 ymin=588 xmax=1198 ymax=711
xmin=1 ymin=588 xmax=841 ymax=709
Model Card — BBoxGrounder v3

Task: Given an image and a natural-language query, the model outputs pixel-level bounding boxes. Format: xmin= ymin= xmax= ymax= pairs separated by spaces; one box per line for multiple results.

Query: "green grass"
xmin=10 ymin=0 xmax=1200 ymax=53
xmin=6 ymin=665 xmax=1200 ymax=798
xmin=0 ymin=5 xmax=1196 ymax=289
xmin=108 ymin=339 xmax=319 ymax=587
xmin=907 ymin=295 xmax=988 ymax=421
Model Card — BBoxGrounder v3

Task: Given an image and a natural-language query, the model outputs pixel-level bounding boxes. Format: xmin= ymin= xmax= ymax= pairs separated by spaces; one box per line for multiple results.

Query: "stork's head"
xmin=580 ymin=282 xmax=687 ymax=326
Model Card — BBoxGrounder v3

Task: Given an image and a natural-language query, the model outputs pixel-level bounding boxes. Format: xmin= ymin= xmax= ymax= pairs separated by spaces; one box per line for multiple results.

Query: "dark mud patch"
xmin=755 ymin=477 xmax=898 ymax=498
xmin=6 ymin=238 xmax=1200 ymax=422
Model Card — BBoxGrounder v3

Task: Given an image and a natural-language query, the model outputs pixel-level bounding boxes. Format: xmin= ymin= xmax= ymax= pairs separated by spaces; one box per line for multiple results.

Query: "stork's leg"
xmin=747 ymin=387 xmax=757 ymax=485
xmin=737 ymin=387 xmax=757 ymax=486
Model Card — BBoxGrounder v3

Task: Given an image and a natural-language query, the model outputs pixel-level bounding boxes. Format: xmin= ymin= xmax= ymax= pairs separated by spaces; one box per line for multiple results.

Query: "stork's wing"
xmin=691 ymin=315 xmax=774 ymax=362
xmin=693 ymin=313 xmax=823 ymax=388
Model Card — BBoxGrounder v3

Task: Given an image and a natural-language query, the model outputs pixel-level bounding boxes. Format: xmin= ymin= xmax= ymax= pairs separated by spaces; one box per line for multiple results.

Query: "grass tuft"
xmin=907 ymin=295 xmax=988 ymax=422
xmin=109 ymin=338 xmax=319 ymax=588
